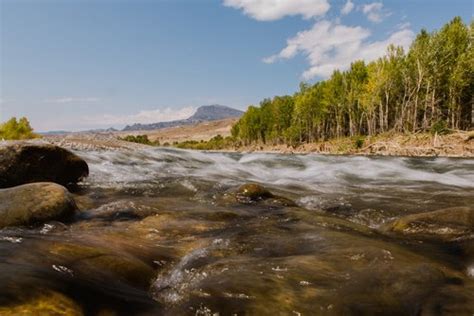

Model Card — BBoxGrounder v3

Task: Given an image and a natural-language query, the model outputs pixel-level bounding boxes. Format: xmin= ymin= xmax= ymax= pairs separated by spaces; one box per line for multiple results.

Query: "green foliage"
xmin=231 ymin=17 xmax=472 ymax=146
xmin=119 ymin=134 xmax=159 ymax=145
xmin=430 ymin=120 xmax=450 ymax=135
xmin=354 ymin=136 xmax=365 ymax=149
xmin=175 ymin=135 xmax=236 ymax=150
xmin=0 ymin=117 xmax=38 ymax=140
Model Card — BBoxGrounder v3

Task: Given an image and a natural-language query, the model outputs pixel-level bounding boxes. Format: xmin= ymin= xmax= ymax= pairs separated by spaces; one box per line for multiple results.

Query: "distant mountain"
xmin=188 ymin=105 xmax=244 ymax=121
xmin=123 ymin=105 xmax=243 ymax=132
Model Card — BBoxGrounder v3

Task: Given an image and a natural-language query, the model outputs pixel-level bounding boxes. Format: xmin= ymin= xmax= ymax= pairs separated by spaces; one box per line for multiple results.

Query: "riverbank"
xmin=222 ymin=131 xmax=474 ymax=157
xmin=35 ymin=130 xmax=474 ymax=157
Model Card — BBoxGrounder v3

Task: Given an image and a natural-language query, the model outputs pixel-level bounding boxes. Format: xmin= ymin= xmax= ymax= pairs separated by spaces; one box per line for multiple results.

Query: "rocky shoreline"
xmin=229 ymin=131 xmax=474 ymax=157
xmin=33 ymin=130 xmax=474 ymax=158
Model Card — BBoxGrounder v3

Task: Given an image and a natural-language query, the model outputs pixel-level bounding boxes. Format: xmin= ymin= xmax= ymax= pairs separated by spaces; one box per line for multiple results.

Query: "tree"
xmin=0 ymin=117 xmax=37 ymax=140
xmin=232 ymin=17 xmax=471 ymax=146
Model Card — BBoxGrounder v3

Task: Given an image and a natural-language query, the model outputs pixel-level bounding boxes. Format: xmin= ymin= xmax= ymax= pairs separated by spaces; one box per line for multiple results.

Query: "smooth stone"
xmin=80 ymin=200 xmax=158 ymax=221
xmin=225 ymin=183 xmax=297 ymax=207
xmin=0 ymin=290 xmax=83 ymax=316
xmin=0 ymin=142 xmax=89 ymax=188
xmin=383 ymin=206 xmax=474 ymax=242
xmin=236 ymin=183 xmax=274 ymax=201
xmin=48 ymin=242 xmax=155 ymax=290
xmin=0 ymin=182 xmax=77 ymax=228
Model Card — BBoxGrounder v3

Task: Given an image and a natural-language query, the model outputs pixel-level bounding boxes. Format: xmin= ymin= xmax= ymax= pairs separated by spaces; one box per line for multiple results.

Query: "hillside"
xmin=123 ymin=105 xmax=243 ymax=131
xmin=118 ymin=118 xmax=238 ymax=144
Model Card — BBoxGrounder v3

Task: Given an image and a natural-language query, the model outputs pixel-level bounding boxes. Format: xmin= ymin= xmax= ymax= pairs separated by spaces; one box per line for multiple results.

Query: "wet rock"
xmin=0 ymin=183 xmax=77 ymax=228
xmin=224 ymin=183 xmax=297 ymax=207
xmin=48 ymin=242 xmax=155 ymax=290
xmin=81 ymin=200 xmax=158 ymax=221
xmin=236 ymin=184 xmax=274 ymax=201
xmin=0 ymin=142 xmax=89 ymax=188
xmin=383 ymin=206 xmax=474 ymax=242
xmin=0 ymin=290 xmax=83 ymax=316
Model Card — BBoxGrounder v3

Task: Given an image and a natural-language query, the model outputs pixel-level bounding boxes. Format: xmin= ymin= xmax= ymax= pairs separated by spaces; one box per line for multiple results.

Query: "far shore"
xmin=217 ymin=131 xmax=474 ymax=158
xmin=35 ymin=129 xmax=474 ymax=158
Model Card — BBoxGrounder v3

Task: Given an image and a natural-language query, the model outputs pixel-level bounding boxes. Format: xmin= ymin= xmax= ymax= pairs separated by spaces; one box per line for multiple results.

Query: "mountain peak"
xmin=189 ymin=105 xmax=244 ymax=121
xmin=123 ymin=104 xmax=243 ymax=131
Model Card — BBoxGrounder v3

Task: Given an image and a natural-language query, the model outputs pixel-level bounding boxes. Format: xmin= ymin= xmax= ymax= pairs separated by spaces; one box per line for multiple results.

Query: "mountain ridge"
xmin=122 ymin=104 xmax=243 ymax=131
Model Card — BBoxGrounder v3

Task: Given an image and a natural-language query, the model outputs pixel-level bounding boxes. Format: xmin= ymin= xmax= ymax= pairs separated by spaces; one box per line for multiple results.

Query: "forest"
xmin=231 ymin=17 xmax=473 ymax=146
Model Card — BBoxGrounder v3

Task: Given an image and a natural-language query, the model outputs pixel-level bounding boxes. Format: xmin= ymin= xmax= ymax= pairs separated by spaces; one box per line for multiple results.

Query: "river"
xmin=1 ymin=147 xmax=473 ymax=315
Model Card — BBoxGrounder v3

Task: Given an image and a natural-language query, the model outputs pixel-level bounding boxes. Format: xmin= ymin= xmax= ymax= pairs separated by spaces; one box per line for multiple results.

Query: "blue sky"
xmin=0 ymin=0 xmax=471 ymax=131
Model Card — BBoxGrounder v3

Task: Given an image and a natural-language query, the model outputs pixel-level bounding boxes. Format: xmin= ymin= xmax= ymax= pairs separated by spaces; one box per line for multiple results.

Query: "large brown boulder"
xmin=0 ymin=142 xmax=88 ymax=188
xmin=0 ymin=182 xmax=77 ymax=228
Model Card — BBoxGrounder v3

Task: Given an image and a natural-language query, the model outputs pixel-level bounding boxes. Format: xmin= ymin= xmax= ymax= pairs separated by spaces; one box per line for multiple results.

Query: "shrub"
xmin=175 ymin=135 xmax=236 ymax=150
xmin=430 ymin=120 xmax=450 ymax=135
xmin=354 ymin=136 xmax=365 ymax=149
xmin=0 ymin=117 xmax=38 ymax=140
xmin=119 ymin=134 xmax=159 ymax=145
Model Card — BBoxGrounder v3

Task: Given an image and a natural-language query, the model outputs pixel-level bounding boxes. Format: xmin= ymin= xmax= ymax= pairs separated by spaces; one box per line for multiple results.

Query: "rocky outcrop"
xmin=383 ymin=206 xmax=474 ymax=242
xmin=0 ymin=182 xmax=77 ymax=228
xmin=0 ymin=142 xmax=88 ymax=188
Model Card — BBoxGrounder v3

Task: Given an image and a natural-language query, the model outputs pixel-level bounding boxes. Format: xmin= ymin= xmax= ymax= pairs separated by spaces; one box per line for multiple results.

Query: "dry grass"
xmin=232 ymin=131 xmax=474 ymax=157
xmin=116 ymin=118 xmax=237 ymax=144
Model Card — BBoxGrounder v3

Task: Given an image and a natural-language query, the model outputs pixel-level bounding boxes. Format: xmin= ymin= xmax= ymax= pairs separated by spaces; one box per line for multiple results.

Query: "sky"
xmin=0 ymin=0 xmax=472 ymax=132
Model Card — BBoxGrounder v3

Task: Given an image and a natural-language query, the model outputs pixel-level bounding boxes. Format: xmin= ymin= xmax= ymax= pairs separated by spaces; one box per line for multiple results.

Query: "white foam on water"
xmin=75 ymin=148 xmax=474 ymax=190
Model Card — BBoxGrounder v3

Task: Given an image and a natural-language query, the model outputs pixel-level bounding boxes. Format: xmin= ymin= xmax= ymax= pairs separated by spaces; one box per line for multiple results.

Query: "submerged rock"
xmin=383 ymin=206 xmax=474 ymax=242
xmin=227 ymin=183 xmax=296 ymax=207
xmin=0 ymin=290 xmax=83 ymax=316
xmin=236 ymin=184 xmax=274 ymax=201
xmin=0 ymin=142 xmax=89 ymax=188
xmin=47 ymin=242 xmax=155 ymax=290
xmin=0 ymin=182 xmax=77 ymax=228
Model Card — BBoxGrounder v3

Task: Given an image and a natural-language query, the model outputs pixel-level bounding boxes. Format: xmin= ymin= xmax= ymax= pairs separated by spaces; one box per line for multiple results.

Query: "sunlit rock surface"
xmin=0 ymin=182 xmax=77 ymax=228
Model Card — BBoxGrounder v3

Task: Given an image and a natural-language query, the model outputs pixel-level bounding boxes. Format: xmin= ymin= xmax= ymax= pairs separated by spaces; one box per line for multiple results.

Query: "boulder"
xmin=0 ymin=182 xmax=77 ymax=228
xmin=236 ymin=183 xmax=274 ymax=201
xmin=233 ymin=183 xmax=296 ymax=207
xmin=383 ymin=206 xmax=474 ymax=242
xmin=0 ymin=142 xmax=88 ymax=188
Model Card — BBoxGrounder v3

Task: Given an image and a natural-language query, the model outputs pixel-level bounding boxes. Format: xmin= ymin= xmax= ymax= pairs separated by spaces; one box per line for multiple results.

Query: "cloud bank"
xmin=223 ymin=0 xmax=330 ymax=21
xmin=341 ymin=0 xmax=355 ymax=15
xmin=265 ymin=20 xmax=414 ymax=79
xmin=226 ymin=0 xmax=413 ymax=80
xmin=362 ymin=2 xmax=390 ymax=23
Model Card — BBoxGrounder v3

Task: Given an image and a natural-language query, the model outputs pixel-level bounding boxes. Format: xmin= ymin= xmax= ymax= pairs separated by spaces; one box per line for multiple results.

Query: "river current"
xmin=1 ymin=147 xmax=473 ymax=315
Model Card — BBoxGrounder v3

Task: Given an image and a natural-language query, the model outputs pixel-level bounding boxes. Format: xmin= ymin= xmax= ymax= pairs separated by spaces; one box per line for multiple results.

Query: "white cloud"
xmin=341 ymin=0 xmax=355 ymax=15
xmin=362 ymin=2 xmax=389 ymax=23
xmin=264 ymin=20 xmax=414 ymax=79
xmin=223 ymin=0 xmax=330 ymax=21
xmin=44 ymin=97 xmax=100 ymax=104
xmin=83 ymin=106 xmax=196 ymax=127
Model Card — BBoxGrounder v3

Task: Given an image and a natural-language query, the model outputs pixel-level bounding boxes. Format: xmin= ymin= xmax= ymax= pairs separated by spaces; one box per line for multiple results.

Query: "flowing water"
xmin=1 ymin=147 xmax=473 ymax=315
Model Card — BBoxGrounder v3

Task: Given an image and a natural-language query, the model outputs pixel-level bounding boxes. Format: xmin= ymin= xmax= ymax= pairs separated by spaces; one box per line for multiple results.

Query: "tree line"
xmin=232 ymin=17 xmax=473 ymax=145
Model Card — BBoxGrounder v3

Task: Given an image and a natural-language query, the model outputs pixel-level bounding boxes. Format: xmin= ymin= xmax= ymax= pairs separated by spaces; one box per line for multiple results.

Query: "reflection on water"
xmin=1 ymin=147 xmax=473 ymax=315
